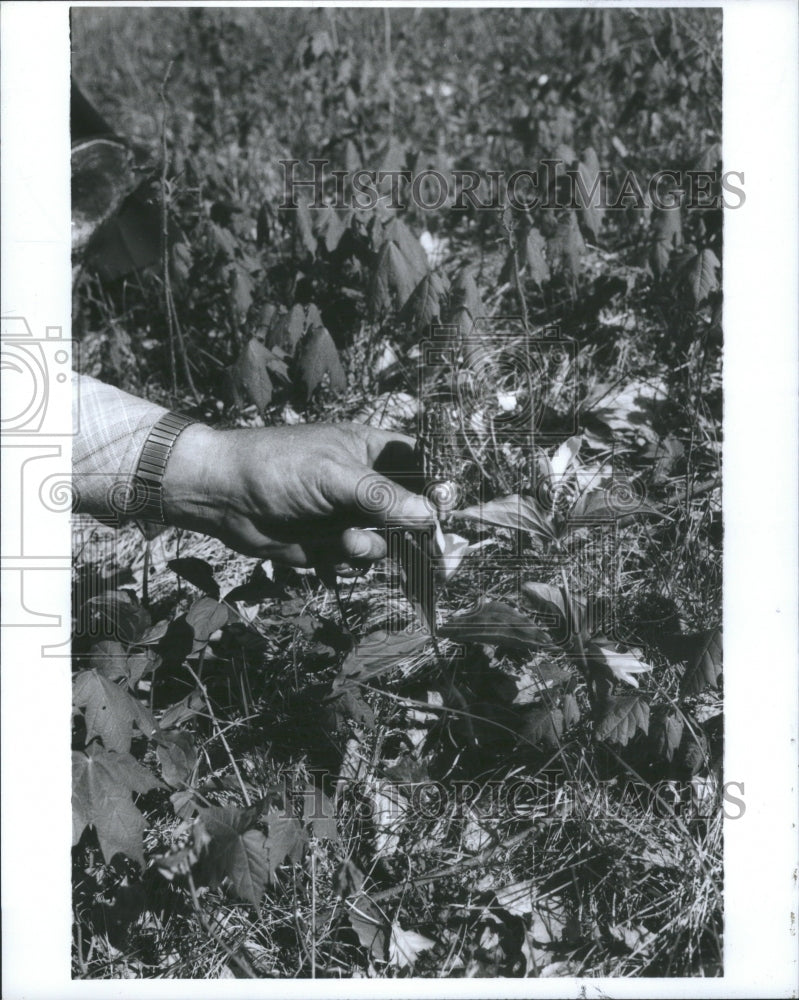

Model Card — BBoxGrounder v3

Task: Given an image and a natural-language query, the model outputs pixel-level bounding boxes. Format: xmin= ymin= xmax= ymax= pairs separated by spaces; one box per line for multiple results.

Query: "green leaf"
xmin=185 ymin=596 xmax=231 ymax=643
xmin=86 ymin=640 xmax=128 ymax=680
xmin=439 ymin=600 xmax=552 ymax=652
xmin=683 ymin=248 xmax=720 ymax=308
xmin=575 ymin=147 xmax=605 ymax=242
xmin=324 ymin=687 xmax=376 ymax=732
xmin=81 ymin=594 xmax=150 ymax=645
xmin=294 ymin=324 xmax=346 ymax=399
xmin=680 ymin=627 xmax=722 ymax=697
xmin=73 ymin=669 xmax=156 ymax=752
xmin=228 ymin=338 xmax=274 ymax=410
xmin=312 ymin=205 xmax=350 ymax=253
xmin=224 ymin=563 xmax=285 ymax=604
xmin=265 ymin=303 xmax=307 ymax=354
xmin=523 ymin=226 xmax=550 ymax=285
xmin=454 ymin=494 xmax=556 ymax=543
xmin=383 ymin=217 xmax=429 ymax=283
xmin=335 ymin=860 xmax=388 ymax=961
xmin=388 ymin=924 xmax=436 ymax=970
xmin=562 ymin=692 xmax=581 ymax=728
xmin=198 ymin=804 xmax=307 ymax=906
xmin=512 ymin=663 xmax=572 ymax=705
xmin=301 ymin=784 xmax=339 ymax=842
xmin=517 ymin=706 xmax=564 ymax=748
xmin=650 ymin=207 xmax=682 ymax=278
xmin=168 ymin=558 xmax=220 ymax=600
xmin=338 ymin=629 xmax=430 ymax=684
xmin=263 ymin=810 xmax=308 ymax=873
xmin=521 ymin=582 xmax=568 ymax=629
xmin=156 ymin=730 xmax=197 ymax=788
xmin=231 ymin=263 xmax=253 ymax=320
xmin=368 ymin=240 xmax=418 ymax=318
xmin=567 ymin=486 xmax=665 ymax=525
xmin=160 ymin=688 xmax=204 ymax=729
xmin=293 ymin=197 xmax=318 ymax=256
xmin=449 ymin=267 xmax=484 ymax=320
xmin=72 ymin=745 xmax=162 ymax=866
xmin=397 ymin=271 xmax=449 ymax=336
xmin=595 ymin=695 xmax=650 ymax=745
xmin=547 ymin=211 xmax=584 ymax=278
xmin=649 ymin=707 xmax=684 ymax=763
xmin=586 ymin=640 xmax=653 ymax=688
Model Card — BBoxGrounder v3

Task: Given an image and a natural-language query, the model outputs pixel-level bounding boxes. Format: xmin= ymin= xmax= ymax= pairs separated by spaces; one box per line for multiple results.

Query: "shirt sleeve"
xmin=72 ymin=372 xmax=169 ymax=522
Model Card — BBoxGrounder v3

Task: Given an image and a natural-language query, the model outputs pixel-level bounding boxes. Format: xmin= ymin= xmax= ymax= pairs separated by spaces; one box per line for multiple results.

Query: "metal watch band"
xmin=133 ymin=411 xmax=196 ymax=524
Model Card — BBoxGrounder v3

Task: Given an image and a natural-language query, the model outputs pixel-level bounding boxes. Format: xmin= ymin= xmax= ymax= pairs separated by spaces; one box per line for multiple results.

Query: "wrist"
xmin=160 ymin=423 xmax=231 ymax=532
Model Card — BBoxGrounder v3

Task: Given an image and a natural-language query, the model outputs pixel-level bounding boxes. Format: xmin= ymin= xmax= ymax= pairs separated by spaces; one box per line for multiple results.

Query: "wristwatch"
xmin=133 ymin=411 xmax=196 ymax=523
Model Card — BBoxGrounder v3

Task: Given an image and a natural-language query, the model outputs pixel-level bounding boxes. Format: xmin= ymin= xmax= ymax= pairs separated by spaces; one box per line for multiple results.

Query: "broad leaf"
xmin=574 ymin=147 xmax=605 ymax=241
xmin=517 ymin=706 xmax=564 ymax=748
xmin=324 ymin=686 xmax=376 ymax=731
xmin=228 ymin=338 xmax=274 ymax=410
xmin=293 ymin=197 xmax=317 ymax=256
xmin=562 ymin=692 xmax=581 ymax=728
xmin=368 ymin=240 xmax=418 ymax=317
xmin=72 ymin=745 xmax=162 ymax=866
xmin=336 ymin=860 xmax=388 ymax=961
xmin=80 ymin=594 xmax=150 ymax=645
xmin=512 ymin=663 xmax=572 ymax=704
xmin=586 ymin=641 xmax=653 ymax=688
xmin=436 ymin=532 xmax=470 ymax=581
xmin=521 ymin=582 xmax=568 ymax=628
xmin=338 ymin=628 xmax=430 ymax=683
xmin=650 ymin=207 xmax=682 ymax=278
xmin=453 ymin=494 xmax=555 ymax=543
xmin=398 ymin=271 xmax=448 ymax=336
xmin=224 ymin=562 xmax=286 ymax=604
xmin=680 ymin=627 xmax=722 ymax=697
xmin=595 ymin=695 xmax=650 ymax=745
xmin=383 ymin=217 xmax=429 ymax=283
xmin=684 ymin=248 xmax=720 ymax=308
xmin=74 ymin=669 xmax=156 ymax=752
xmin=495 ymin=878 xmax=538 ymax=916
xmin=156 ymin=730 xmax=197 ymax=787
xmin=388 ymin=924 xmax=436 ymax=970
xmin=160 ymin=688 xmax=204 ymax=729
xmin=197 ymin=803 xmax=303 ymax=906
xmin=265 ymin=303 xmax=307 ymax=353
xmin=524 ymin=227 xmax=550 ymax=285
xmin=185 ymin=596 xmax=231 ymax=643
xmin=547 ymin=211 xmax=584 ymax=278
xmin=567 ymin=485 xmax=664 ymax=524
xmin=649 ymin=708 xmax=684 ymax=763
xmin=295 ymin=324 xmax=346 ymax=399
xmin=448 ymin=267 xmax=484 ymax=321
xmin=439 ymin=600 xmax=552 ymax=652
xmin=168 ymin=557 xmax=220 ymax=599
xmin=301 ymin=784 xmax=339 ymax=842
xmin=263 ymin=810 xmax=308 ymax=874
xmin=312 ymin=204 xmax=350 ymax=253
xmin=86 ymin=640 xmax=128 ymax=681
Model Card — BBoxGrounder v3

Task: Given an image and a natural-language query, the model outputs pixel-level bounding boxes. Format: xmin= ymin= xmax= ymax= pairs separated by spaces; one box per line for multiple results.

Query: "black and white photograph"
xmin=1 ymin=2 xmax=797 ymax=996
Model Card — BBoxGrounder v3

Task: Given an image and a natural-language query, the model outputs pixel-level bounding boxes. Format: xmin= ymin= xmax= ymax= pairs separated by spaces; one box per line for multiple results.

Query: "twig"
xmin=186 ymin=870 xmax=258 ymax=978
xmin=184 ymin=663 xmax=252 ymax=806
xmin=159 ymin=61 xmax=200 ymax=404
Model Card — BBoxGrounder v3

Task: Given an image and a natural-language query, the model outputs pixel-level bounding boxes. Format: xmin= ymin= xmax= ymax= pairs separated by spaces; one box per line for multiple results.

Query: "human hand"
xmin=161 ymin=421 xmax=436 ymax=570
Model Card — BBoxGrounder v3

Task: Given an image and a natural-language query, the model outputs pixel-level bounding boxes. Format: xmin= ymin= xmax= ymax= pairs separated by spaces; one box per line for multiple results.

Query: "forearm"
xmin=72 ymin=372 xmax=170 ymax=520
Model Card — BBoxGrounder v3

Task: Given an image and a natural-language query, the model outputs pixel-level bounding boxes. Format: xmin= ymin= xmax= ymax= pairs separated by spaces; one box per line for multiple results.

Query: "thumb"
xmin=334 ymin=466 xmax=437 ymax=530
